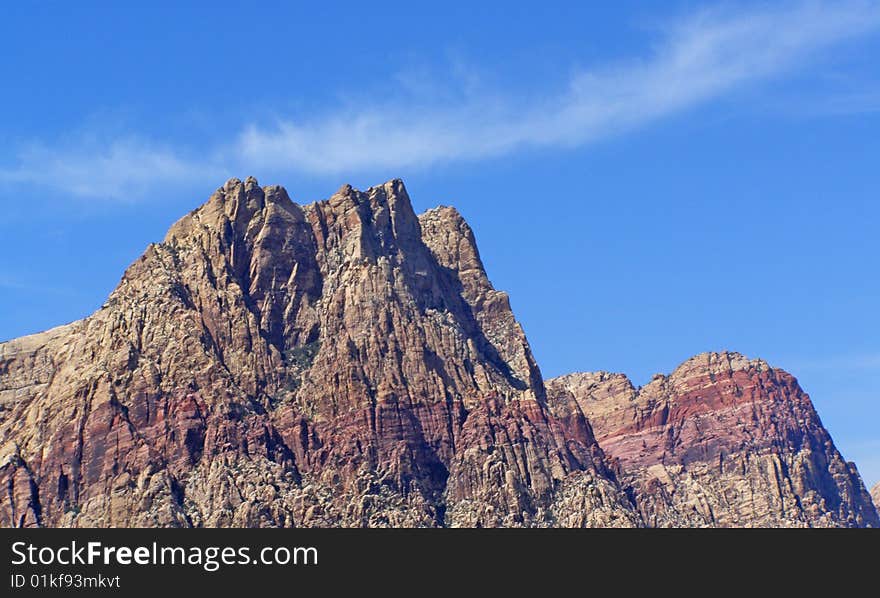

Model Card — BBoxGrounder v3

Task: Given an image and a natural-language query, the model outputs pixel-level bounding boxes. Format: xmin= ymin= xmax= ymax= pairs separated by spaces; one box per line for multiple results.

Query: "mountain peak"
xmin=4 ymin=178 xmax=593 ymax=528
xmin=547 ymin=352 xmax=879 ymax=527
xmin=0 ymin=178 xmax=875 ymax=529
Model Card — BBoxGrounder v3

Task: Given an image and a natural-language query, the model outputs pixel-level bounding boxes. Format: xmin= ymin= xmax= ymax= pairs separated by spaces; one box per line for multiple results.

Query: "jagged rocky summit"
xmin=0 ymin=177 xmax=876 ymax=528
xmin=546 ymin=353 xmax=878 ymax=527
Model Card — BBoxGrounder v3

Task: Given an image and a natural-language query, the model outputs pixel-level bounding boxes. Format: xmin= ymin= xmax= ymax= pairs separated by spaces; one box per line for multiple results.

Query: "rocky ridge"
xmin=546 ymin=353 xmax=879 ymax=527
xmin=0 ymin=177 xmax=876 ymax=528
xmin=0 ymin=178 xmax=637 ymax=528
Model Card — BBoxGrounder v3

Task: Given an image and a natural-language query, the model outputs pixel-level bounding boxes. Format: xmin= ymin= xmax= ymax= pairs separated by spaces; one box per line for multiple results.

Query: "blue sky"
xmin=1 ymin=1 xmax=879 ymax=487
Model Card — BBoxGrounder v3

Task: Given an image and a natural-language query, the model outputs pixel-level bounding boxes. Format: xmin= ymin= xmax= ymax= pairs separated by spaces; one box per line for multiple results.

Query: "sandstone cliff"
xmin=1 ymin=178 xmax=875 ymax=528
xmin=546 ymin=352 xmax=880 ymax=527
xmin=0 ymin=178 xmax=637 ymax=528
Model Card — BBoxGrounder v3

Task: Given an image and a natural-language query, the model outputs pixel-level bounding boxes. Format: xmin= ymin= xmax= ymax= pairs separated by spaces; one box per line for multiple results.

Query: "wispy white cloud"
xmin=237 ymin=1 xmax=880 ymax=173
xmin=1 ymin=1 xmax=879 ymax=199
xmin=0 ymin=138 xmax=223 ymax=201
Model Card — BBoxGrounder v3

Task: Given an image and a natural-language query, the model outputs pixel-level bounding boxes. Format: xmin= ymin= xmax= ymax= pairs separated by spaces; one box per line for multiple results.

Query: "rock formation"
xmin=0 ymin=177 xmax=875 ymax=528
xmin=546 ymin=353 xmax=880 ymax=527
xmin=0 ymin=178 xmax=637 ymax=528
xmin=872 ymin=483 xmax=880 ymax=512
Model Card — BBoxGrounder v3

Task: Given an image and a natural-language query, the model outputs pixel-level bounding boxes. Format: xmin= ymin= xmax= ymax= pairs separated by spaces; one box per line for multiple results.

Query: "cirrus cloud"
xmin=2 ymin=1 xmax=880 ymax=200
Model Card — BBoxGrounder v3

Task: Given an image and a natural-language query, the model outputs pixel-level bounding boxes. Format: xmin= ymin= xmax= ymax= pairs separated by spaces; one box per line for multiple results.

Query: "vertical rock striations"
xmin=547 ymin=352 xmax=880 ymax=527
xmin=1 ymin=178 xmax=874 ymax=527
xmin=0 ymin=178 xmax=637 ymax=528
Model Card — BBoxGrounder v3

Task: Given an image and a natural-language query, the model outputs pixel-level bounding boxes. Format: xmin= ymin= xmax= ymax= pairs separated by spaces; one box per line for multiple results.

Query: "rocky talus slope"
xmin=0 ymin=178 xmax=637 ymax=528
xmin=1 ymin=178 xmax=876 ymax=528
xmin=547 ymin=353 xmax=879 ymax=527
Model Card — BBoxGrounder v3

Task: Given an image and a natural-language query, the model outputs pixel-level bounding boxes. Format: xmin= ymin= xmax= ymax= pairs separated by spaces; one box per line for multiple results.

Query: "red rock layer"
xmin=0 ymin=178 xmax=636 ymax=528
xmin=547 ymin=353 xmax=879 ymax=527
xmin=2 ymin=178 xmax=874 ymax=528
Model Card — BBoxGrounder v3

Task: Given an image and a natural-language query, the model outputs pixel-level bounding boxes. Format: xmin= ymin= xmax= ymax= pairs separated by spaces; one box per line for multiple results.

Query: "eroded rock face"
xmin=547 ymin=352 xmax=880 ymax=527
xmin=0 ymin=178 xmax=638 ymax=528
xmin=872 ymin=483 xmax=880 ymax=512
xmin=2 ymin=178 xmax=873 ymax=528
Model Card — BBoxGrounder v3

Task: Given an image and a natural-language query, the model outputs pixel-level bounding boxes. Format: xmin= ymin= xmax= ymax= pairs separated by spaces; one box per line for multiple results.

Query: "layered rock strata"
xmin=0 ymin=178 xmax=637 ymax=528
xmin=2 ymin=178 xmax=875 ymax=528
xmin=546 ymin=352 xmax=879 ymax=527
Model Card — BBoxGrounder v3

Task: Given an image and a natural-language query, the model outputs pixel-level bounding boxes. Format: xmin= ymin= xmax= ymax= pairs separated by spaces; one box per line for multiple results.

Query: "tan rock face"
xmin=547 ymin=352 xmax=880 ymax=527
xmin=872 ymin=483 xmax=880 ymax=512
xmin=0 ymin=178 xmax=638 ymax=528
xmin=1 ymin=178 xmax=873 ymax=528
